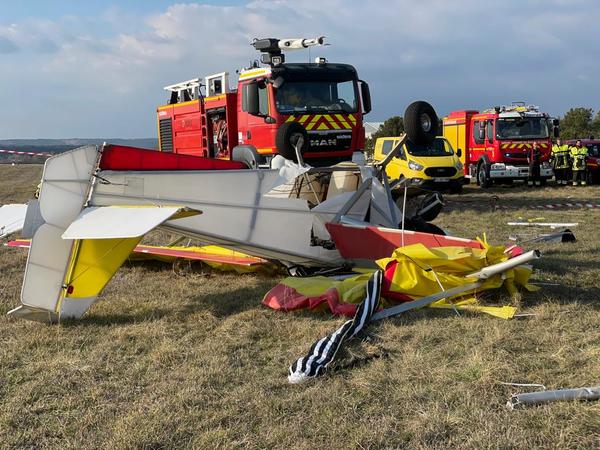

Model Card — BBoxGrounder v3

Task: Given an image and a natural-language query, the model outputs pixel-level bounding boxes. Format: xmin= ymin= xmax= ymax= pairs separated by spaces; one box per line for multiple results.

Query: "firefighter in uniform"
xmin=527 ymin=142 xmax=542 ymax=187
xmin=570 ymin=139 xmax=588 ymax=186
xmin=551 ymin=138 xmax=570 ymax=185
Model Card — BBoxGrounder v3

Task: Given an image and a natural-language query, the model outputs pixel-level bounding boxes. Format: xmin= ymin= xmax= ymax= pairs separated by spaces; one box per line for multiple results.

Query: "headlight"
xmin=490 ymin=163 xmax=506 ymax=170
xmin=408 ymin=160 xmax=424 ymax=171
xmin=455 ymin=160 xmax=463 ymax=170
xmin=541 ymin=161 xmax=551 ymax=168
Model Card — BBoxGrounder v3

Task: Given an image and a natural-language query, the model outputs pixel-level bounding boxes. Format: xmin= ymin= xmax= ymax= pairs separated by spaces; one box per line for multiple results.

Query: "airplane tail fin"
xmin=8 ymin=146 xmax=199 ymax=323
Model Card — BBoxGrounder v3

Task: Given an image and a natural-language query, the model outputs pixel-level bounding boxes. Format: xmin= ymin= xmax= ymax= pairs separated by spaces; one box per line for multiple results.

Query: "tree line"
xmin=366 ymin=107 xmax=600 ymax=153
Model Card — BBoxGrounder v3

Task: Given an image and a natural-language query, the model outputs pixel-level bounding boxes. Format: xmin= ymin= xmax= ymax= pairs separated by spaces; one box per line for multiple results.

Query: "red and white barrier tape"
xmin=0 ymin=149 xmax=53 ymax=158
xmin=492 ymin=203 xmax=600 ymax=210
xmin=451 ymin=201 xmax=600 ymax=211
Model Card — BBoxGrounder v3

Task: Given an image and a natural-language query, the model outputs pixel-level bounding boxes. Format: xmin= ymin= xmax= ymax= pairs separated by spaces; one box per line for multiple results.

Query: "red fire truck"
xmin=156 ymin=37 xmax=371 ymax=167
xmin=443 ymin=103 xmax=559 ymax=187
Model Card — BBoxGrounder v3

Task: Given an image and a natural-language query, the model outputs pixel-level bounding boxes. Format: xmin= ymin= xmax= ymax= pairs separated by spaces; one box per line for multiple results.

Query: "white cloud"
xmin=0 ymin=0 xmax=599 ymax=138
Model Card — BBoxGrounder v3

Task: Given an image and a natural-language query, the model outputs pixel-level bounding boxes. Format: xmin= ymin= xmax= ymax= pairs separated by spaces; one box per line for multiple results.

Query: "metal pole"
xmin=372 ymin=281 xmax=482 ymax=321
xmin=374 ymin=134 xmax=407 ymax=174
xmin=372 ymin=250 xmax=541 ymax=321
xmin=507 ymin=386 xmax=600 ymax=410
xmin=467 ymin=250 xmax=540 ymax=279
xmin=330 ymin=178 xmax=372 ymax=224
xmin=401 ymin=184 xmax=407 ymax=247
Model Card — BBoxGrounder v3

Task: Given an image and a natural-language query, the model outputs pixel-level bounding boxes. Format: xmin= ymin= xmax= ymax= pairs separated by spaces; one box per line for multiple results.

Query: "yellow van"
xmin=373 ymin=136 xmax=465 ymax=193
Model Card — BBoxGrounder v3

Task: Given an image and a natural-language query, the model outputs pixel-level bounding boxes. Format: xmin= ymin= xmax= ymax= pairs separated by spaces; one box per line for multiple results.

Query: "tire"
xmin=275 ymin=122 xmax=309 ymax=162
xmin=404 ymin=101 xmax=439 ymax=145
xmin=477 ymin=162 xmax=492 ymax=188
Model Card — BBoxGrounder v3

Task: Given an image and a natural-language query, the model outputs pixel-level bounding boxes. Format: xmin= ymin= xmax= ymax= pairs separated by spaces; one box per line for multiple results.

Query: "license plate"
xmin=433 ymin=177 xmax=450 ymax=182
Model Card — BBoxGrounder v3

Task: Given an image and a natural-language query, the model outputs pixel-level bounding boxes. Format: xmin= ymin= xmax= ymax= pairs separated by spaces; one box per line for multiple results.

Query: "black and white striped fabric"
xmin=288 ymin=270 xmax=383 ymax=384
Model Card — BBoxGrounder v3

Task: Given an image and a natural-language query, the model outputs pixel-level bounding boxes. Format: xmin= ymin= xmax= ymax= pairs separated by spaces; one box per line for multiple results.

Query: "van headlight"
xmin=491 ymin=163 xmax=506 ymax=171
xmin=408 ymin=160 xmax=424 ymax=171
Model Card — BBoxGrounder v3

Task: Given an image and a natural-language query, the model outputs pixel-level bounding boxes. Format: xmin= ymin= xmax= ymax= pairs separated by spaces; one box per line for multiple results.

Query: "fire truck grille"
xmin=307 ymin=131 xmax=353 ymax=152
xmin=424 ymin=167 xmax=457 ymax=177
xmin=159 ymin=119 xmax=173 ymax=152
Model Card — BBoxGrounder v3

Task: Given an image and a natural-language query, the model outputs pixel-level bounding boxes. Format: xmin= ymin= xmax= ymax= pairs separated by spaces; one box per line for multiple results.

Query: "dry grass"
xmin=1 ymin=164 xmax=599 ymax=449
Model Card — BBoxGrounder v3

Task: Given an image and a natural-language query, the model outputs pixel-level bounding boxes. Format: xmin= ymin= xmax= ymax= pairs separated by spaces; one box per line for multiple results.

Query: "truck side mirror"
xmin=553 ymin=118 xmax=560 ymax=127
xmin=242 ymin=82 xmax=260 ymax=115
xmin=478 ymin=127 xmax=485 ymax=141
xmin=554 ymin=126 xmax=560 ymax=138
xmin=360 ymin=81 xmax=372 ymax=114
xmin=457 ymin=148 xmax=462 ymax=157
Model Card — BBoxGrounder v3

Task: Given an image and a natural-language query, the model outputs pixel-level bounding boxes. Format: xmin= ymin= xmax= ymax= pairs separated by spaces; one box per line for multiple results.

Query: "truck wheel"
xmin=477 ymin=162 xmax=492 ymax=188
xmin=276 ymin=122 xmax=309 ymax=162
xmin=404 ymin=101 xmax=438 ymax=145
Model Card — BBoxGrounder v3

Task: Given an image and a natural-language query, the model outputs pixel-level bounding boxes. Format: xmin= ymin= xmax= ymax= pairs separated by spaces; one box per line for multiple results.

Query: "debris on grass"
xmin=507 ymin=386 xmax=600 ymax=410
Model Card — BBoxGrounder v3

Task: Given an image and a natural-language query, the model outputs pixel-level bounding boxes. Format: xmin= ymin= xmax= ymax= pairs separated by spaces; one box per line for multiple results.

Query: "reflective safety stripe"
xmin=285 ymin=114 xmax=356 ymax=131
xmin=334 ymin=114 xmax=351 ymax=129
xmin=502 ymin=142 xmax=549 ymax=150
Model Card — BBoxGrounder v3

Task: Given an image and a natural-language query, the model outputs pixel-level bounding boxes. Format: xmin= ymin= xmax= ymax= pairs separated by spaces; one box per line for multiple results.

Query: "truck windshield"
xmin=405 ymin=138 xmax=454 ymax=157
xmin=275 ymin=80 xmax=358 ymax=114
xmin=586 ymin=144 xmax=600 ymax=157
xmin=496 ymin=118 xmax=550 ymax=140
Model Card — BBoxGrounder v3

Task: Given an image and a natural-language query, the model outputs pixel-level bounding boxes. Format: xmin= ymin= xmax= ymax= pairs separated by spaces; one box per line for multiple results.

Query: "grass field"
xmin=1 ymin=164 xmax=599 ymax=449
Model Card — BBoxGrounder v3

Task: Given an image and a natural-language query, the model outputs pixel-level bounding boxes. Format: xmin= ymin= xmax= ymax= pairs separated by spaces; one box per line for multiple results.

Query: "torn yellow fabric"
xmin=429 ymin=296 xmax=517 ymax=320
xmin=266 ymin=243 xmax=536 ymax=319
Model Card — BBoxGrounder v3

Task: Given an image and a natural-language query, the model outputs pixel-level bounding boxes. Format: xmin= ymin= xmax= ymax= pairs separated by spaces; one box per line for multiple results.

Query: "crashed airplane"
xmin=7 ymin=113 xmax=493 ymax=323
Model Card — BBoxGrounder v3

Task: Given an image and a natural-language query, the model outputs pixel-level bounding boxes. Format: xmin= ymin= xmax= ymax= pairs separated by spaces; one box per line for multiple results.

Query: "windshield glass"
xmin=405 ymin=138 xmax=454 ymax=157
xmin=496 ymin=118 xmax=550 ymax=140
xmin=275 ymin=80 xmax=357 ymax=114
xmin=587 ymin=144 xmax=600 ymax=157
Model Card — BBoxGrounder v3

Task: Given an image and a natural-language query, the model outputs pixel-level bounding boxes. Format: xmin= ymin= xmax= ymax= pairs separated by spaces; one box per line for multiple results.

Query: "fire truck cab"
xmin=156 ymin=37 xmax=371 ymax=167
xmin=443 ymin=103 xmax=558 ymax=187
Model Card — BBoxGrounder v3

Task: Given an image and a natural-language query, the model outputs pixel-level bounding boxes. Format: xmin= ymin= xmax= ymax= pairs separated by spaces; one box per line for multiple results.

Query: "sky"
xmin=0 ymin=0 xmax=598 ymax=139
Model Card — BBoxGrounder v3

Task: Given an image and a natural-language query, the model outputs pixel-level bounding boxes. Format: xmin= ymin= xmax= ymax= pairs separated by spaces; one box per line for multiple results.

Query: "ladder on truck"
xmin=163 ymin=73 xmax=231 ymax=156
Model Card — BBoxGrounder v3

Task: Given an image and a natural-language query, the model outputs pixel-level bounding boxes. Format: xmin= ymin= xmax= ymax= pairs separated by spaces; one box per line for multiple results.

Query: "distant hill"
xmin=0 ymin=138 xmax=158 ymax=164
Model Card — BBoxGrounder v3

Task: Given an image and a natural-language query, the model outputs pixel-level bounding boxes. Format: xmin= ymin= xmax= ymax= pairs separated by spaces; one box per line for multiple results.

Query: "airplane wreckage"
xmin=4 ymin=106 xmax=540 ymax=324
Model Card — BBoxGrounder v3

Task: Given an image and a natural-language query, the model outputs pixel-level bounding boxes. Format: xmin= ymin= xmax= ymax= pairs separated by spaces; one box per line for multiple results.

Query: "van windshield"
xmin=405 ymin=139 xmax=454 ymax=157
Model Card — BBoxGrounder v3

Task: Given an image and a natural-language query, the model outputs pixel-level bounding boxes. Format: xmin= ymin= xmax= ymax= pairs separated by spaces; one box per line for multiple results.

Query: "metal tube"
xmin=467 ymin=250 xmax=540 ymax=280
xmin=372 ymin=250 xmax=541 ymax=321
xmin=372 ymin=281 xmax=482 ymax=321
xmin=381 ymin=171 xmax=398 ymax=226
xmin=375 ymin=134 xmax=407 ymax=173
xmin=507 ymin=387 xmax=600 ymax=410
xmin=330 ymin=178 xmax=372 ymax=224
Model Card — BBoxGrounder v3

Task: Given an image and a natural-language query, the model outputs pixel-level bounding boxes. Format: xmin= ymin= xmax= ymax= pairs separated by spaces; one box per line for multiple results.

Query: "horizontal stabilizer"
xmin=7 ymin=305 xmax=58 ymax=323
xmin=0 ymin=204 xmax=27 ymax=238
xmin=62 ymin=206 xmax=200 ymax=239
